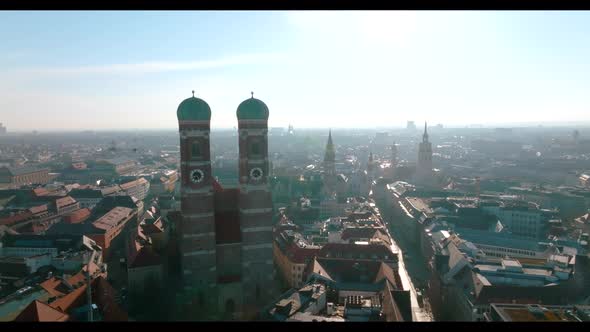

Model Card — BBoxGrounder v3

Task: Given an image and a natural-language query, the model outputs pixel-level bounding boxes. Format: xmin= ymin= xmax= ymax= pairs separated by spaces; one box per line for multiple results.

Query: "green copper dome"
xmin=177 ymin=93 xmax=211 ymax=121
xmin=236 ymin=94 xmax=269 ymax=120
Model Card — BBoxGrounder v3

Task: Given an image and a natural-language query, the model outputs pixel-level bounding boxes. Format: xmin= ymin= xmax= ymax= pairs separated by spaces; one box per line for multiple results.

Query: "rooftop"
xmin=491 ymin=304 xmax=590 ymax=322
xmin=2 ymin=166 xmax=49 ymax=176
xmin=92 ymin=207 xmax=134 ymax=231
xmin=55 ymin=196 xmax=77 ymax=209
xmin=119 ymin=177 xmax=148 ymax=190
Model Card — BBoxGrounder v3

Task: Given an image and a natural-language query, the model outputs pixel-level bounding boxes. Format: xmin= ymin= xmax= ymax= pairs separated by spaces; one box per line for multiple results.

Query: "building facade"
xmin=178 ymin=92 xmax=275 ymax=320
xmin=0 ymin=167 xmax=52 ymax=188
xmin=120 ymin=178 xmax=150 ymax=201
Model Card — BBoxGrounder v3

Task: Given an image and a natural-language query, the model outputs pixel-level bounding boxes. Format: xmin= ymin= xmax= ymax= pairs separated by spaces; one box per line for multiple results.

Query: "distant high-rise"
xmin=406 ymin=121 xmax=416 ymax=131
xmin=391 ymin=141 xmax=398 ymax=166
xmin=367 ymin=151 xmax=375 ymax=181
xmin=288 ymin=124 xmax=294 ymax=135
xmin=573 ymin=129 xmax=580 ymax=144
xmin=389 ymin=141 xmax=398 ymax=180
xmin=0 ymin=123 xmax=6 ymax=135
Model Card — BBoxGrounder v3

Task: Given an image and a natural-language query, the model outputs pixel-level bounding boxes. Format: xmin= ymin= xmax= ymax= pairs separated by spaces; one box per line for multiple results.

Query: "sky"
xmin=0 ymin=11 xmax=589 ymax=131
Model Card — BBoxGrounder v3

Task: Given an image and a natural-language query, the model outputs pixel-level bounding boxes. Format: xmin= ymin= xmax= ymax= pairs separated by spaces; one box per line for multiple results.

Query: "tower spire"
xmin=324 ymin=129 xmax=336 ymax=173
xmin=192 ymin=90 xmax=195 ymax=97
xmin=423 ymin=122 xmax=429 ymax=142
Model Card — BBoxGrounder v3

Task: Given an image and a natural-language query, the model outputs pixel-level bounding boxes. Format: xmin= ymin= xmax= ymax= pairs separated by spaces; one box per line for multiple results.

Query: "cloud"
xmin=5 ymin=52 xmax=288 ymax=77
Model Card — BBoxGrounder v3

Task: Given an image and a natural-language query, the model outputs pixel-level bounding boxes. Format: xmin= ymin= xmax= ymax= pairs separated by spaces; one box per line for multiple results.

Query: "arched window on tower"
xmin=250 ymin=141 xmax=261 ymax=156
xmin=191 ymin=140 xmax=201 ymax=160
xmin=198 ymin=292 xmax=205 ymax=306
xmin=225 ymin=299 xmax=236 ymax=318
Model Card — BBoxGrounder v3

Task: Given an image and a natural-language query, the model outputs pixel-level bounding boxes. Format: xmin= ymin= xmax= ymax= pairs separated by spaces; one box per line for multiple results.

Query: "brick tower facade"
xmin=177 ymin=93 xmax=218 ymax=314
xmin=177 ymin=92 xmax=274 ymax=320
xmin=236 ymin=94 xmax=275 ymax=313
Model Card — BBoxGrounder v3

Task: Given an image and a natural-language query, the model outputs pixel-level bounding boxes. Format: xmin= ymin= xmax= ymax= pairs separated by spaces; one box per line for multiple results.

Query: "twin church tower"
xmin=177 ymin=92 xmax=274 ymax=319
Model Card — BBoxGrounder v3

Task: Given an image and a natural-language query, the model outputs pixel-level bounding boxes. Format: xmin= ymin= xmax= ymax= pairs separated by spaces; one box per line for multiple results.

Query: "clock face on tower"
xmin=250 ymin=167 xmax=263 ymax=181
xmin=190 ymin=169 xmax=205 ymax=183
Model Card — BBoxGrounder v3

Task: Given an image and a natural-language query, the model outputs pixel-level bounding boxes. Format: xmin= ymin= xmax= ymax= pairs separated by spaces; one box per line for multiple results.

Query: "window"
xmin=250 ymin=141 xmax=262 ymax=156
xmin=191 ymin=141 xmax=201 ymax=159
xmin=225 ymin=299 xmax=235 ymax=316
xmin=256 ymin=284 xmax=261 ymax=301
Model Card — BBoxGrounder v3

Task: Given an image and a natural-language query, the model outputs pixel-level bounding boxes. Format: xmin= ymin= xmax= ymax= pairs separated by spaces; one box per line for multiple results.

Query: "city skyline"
xmin=1 ymin=11 xmax=590 ymax=131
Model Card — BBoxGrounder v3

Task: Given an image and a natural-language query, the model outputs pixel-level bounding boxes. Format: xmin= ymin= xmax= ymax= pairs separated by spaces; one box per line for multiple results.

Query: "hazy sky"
xmin=1 ymin=11 xmax=589 ymax=131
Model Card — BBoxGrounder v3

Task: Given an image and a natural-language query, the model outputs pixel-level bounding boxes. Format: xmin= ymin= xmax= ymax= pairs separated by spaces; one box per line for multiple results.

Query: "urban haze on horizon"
xmin=1 ymin=10 xmax=590 ymax=324
xmin=1 ymin=11 xmax=590 ymax=131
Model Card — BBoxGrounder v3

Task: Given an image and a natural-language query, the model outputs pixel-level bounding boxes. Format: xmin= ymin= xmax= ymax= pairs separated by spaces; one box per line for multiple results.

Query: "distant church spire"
xmin=324 ymin=129 xmax=336 ymax=175
xmin=324 ymin=130 xmax=335 ymax=162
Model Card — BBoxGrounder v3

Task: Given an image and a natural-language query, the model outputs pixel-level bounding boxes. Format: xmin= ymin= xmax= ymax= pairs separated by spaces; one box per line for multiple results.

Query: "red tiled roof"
xmin=374 ymin=262 xmax=404 ymax=290
xmin=33 ymin=188 xmax=50 ymax=197
xmin=119 ymin=177 xmax=148 ymax=190
xmin=43 ymin=275 xmax=128 ymax=321
xmin=41 ymin=272 xmax=88 ymax=298
xmin=318 ymin=242 xmax=397 ymax=261
xmin=127 ymin=224 xmax=162 ymax=268
xmin=309 ymin=257 xmax=400 ymax=286
xmin=346 ymin=211 xmax=374 ymax=221
xmin=29 ymin=204 xmax=48 ymax=215
xmin=41 ymin=277 xmax=66 ymax=297
xmin=341 ymin=227 xmax=388 ymax=242
xmin=71 ymin=162 xmax=87 ymax=170
xmin=14 ymin=300 xmax=69 ymax=322
xmin=64 ymin=208 xmax=91 ymax=224
xmin=0 ymin=211 xmax=32 ymax=226
xmin=50 ymin=285 xmax=87 ymax=313
xmin=128 ymin=245 xmax=162 ymax=268
xmin=91 ymin=276 xmax=128 ymax=321
xmin=141 ymin=219 xmax=164 ymax=235
xmin=92 ymin=207 xmax=133 ymax=231
xmin=286 ymin=243 xmax=321 ymax=264
xmin=55 ymin=196 xmax=76 ymax=209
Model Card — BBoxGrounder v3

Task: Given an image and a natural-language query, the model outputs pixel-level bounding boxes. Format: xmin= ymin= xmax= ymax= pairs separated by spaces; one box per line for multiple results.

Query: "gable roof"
xmin=55 ymin=196 xmax=77 ymax=209
xmin=4 ymin=166 xmax=49 ymax=176
xmin=91 ymin=276 xmax=128 ymax=321
xmin=14 ymin=300 xmax=69 ymax=322
xmin=308 ymin=257 xmax=400 ymax=286
xmin=69 ymin=189 xmax=104 ymax=199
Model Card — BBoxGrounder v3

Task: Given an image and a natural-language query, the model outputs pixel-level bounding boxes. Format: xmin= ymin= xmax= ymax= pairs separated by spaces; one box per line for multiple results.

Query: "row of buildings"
xmin=267 ymin=196 xmax=413 ymax=321
xmin=0 ymin=153 xmax=179 ymax=321
xmin=374 ymin=181 xmax=590 ymax=321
